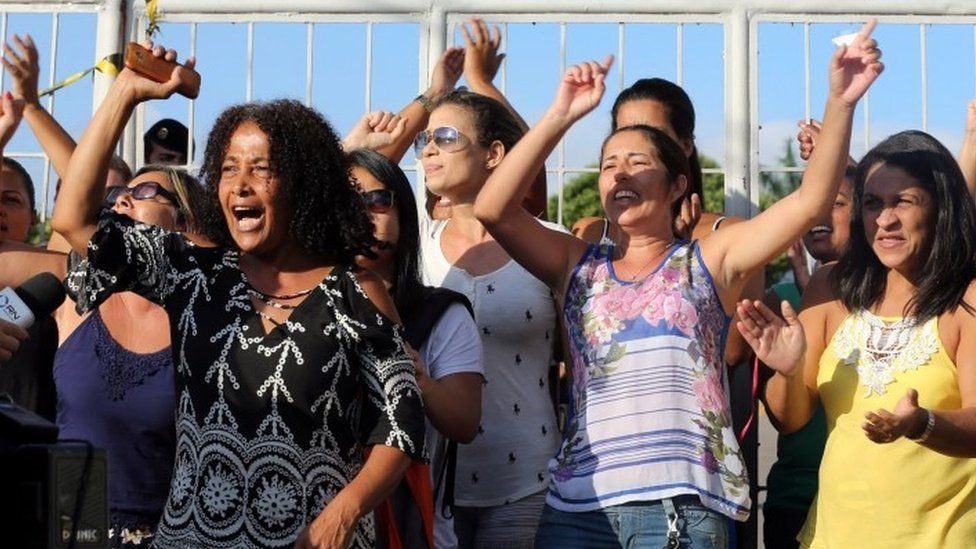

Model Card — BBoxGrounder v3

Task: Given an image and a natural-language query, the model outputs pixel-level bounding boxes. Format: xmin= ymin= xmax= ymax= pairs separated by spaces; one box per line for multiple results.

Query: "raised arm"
xmin=3 ymin=35 xmax=75 ymax=179
xmin=461 ymin=17 xmax=548 ymax=219
xmin=474 ymin=56 xmax=612 ymax=291
xmin=51 ymin=44 xmax=195 ymax=255
xmin=704 ymin=20 xmax=882 ymax=293
xmin=367 ymin=47 xmax=464 ymax=163
xmin=958 ymin=99 xmax=976 ymax=197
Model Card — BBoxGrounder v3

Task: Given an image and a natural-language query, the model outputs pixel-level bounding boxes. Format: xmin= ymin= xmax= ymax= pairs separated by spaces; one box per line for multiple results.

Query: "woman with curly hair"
xmin=52 ymin=44 xmax=425 ymax=548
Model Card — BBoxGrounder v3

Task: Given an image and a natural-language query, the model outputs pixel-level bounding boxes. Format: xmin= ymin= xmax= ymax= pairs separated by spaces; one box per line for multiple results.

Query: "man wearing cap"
xmin=144 ymin=118 xmax=190 ymax=165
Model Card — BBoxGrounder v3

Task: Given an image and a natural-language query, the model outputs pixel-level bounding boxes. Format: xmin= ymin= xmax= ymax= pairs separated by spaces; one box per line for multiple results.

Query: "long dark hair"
xmin=834 ymin=130 xmax=976 ymax=321
xmin=601 ymin=124 xmax=690 ymax=230
xmin=348 ymin=149 xmax=424 ymax=315
xmin=199 ymin=99 xmax=376 ymax=263
xmin=611 ymin=78 xmax=703 ymax=201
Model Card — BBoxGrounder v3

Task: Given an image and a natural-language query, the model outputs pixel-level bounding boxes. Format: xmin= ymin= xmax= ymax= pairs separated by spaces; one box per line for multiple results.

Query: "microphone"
xmin=0 ymin=273 xmax=67 ymax=329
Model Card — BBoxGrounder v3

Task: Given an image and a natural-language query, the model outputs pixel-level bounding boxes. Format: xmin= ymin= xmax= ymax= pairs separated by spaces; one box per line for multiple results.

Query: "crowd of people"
xmin=0 ymin=15 xmax=973 ymax=549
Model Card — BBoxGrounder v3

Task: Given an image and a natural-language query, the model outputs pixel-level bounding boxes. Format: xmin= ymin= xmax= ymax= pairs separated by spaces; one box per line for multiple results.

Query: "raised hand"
xmin=787 ymin=240 xmax=811 ymax=291
xmin=673 ymin=193 xmax=702 ymax=240
xmin=966 ymin=99 xmax=976 ymax=136
xmin=828 ymin=19 xmax=884 ymax=108
xmin=0 ymin=90 xmax=24 ymax=150
xmin=117 ymin=42 xmax=196 ymax=104
xmin=863 ymin=388 xmax=928 ymax=444
xmin=549 ymin=55 xmax=614 ymax=123
xmin=461 ymin=18 xmax=504 ymax=87
xmin=428 ymin=46 xmax=464 ymax=99
xmin=736 ymin=299 xmax=806 ymax=376
xmin=2 ymin=34 xmax=40 ymax=106
xmin=342 ymin=111 xmax=408 ymax=152
xmin=797 ymin=119 xmax=822 ymax=162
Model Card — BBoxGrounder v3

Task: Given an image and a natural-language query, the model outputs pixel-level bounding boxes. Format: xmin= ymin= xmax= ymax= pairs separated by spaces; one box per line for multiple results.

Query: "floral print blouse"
xmin=66 ymin=213 xmax=425 ymax=548
xmin=550 ymin=241 xmax=750 ymax=521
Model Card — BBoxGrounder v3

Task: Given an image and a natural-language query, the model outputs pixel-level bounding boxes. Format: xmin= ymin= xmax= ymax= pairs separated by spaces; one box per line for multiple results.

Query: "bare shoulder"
xmin=571 ymin=216 xmax=604 ymax=244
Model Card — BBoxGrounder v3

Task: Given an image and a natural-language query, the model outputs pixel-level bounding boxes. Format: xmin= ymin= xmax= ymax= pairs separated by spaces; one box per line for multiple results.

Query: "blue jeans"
xmin=534 ymin=497 xmax=729 ymax=549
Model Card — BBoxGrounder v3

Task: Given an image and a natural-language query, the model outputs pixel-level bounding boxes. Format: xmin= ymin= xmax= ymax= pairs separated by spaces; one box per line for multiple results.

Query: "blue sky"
xmin=2 ymin=12 xmax=973 ymax=214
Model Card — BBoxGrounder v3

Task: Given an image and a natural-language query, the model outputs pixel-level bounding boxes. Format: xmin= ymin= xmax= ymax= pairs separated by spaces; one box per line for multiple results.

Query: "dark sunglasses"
xmin=362 ymin=189 xmax=395 ymax=214
xmin=104 ymin=181 xmax=180 ymax=208
xmin=413 ymin=126 xmax=468 ymax=155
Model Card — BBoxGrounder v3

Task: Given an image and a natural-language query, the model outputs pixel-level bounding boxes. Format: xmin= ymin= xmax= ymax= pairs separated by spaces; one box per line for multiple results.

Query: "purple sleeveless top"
xmin=53 ymin=308 xmax=176 ymax=521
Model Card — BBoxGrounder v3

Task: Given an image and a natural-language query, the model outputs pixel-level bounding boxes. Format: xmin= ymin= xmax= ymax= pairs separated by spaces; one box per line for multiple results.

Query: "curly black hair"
xmin=198 ymin=99 xmax=376 ymax=264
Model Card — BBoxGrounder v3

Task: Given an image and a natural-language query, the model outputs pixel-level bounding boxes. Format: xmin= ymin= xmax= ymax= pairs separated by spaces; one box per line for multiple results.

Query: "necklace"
xmin=615 ymin=238 xmax=676 ymax=281
xmin=248 ymin=290 xmax=298 ymax=311
xmin=255 ymin=307 xmax=283 ymax=326
xmin=247 ymin=285 xmax=316 ymax=300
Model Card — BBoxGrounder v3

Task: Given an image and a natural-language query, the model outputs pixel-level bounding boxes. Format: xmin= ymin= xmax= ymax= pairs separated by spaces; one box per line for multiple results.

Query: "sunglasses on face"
xmin=104 ymin=181 xmax=180 ymax=208
xmin=362 ymin=189 xmax=395 ymax=214
xmin=413 ymin=126 xmax=468 ymax=155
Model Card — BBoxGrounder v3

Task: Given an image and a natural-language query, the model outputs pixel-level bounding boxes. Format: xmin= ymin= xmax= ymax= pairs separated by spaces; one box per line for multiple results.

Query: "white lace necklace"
xmin=832 ymin=311 xmax=939 ymax=397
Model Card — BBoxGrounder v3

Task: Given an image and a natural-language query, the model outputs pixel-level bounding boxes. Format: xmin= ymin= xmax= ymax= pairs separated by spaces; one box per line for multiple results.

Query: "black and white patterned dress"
xmin=66 ymin=213 xmax=425 ymax=548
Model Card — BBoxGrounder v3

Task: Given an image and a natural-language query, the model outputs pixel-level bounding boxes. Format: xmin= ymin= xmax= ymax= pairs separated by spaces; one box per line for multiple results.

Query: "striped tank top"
xmin=550 ymin=240 xmax=750 ymax=521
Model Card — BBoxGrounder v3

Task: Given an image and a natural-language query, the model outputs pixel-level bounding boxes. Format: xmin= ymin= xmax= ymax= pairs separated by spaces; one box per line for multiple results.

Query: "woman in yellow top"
xmin=737 ymin=130 xmax=976 ymax=548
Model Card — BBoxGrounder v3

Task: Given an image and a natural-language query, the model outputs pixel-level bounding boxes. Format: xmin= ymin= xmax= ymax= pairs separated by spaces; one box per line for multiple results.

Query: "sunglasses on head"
xmin=362 ymin=189 xmax=395 ymax=214
xmin=104 ymin=181 xmax=180 ymax=208
xmin=413 ymin=126 xmax=468 ymax=155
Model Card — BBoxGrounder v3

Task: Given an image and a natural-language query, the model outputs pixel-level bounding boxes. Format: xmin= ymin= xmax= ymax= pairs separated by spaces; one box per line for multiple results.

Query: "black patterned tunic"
xmin=66 ymin=213 xmax=425 ymax=548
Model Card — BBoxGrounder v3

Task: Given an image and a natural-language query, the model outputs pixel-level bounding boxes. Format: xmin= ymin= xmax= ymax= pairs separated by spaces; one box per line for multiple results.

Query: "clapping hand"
xmin=736 ymin=299 xmax=806 ymax=377
xmin=461 ymin=18 xmax=504 ymax=87
xmin=427 ymin=47 xmax=464 ymax=100
xmin=0 ymin=89 xmax=23 ymax=151
xmin=863 ymin=388 xmax=928 ymax=444
xmin=2 ymin=34 xmax=40 ymax=106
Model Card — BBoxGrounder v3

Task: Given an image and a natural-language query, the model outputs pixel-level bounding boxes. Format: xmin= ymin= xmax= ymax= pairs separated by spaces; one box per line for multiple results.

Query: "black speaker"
xmin=0 ymin=442 xmax=108 ymax=548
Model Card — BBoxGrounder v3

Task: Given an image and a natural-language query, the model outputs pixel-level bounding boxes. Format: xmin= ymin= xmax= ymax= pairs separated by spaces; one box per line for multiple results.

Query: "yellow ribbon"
xmin=38 ymin=54 xmax=122 ymax=97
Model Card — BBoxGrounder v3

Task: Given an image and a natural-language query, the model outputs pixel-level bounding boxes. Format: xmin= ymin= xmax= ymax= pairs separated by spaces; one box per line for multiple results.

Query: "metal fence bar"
xmin=920 ymin=23 xmax=927 ymax=132
xmin=304 ymin=22 xmax=313 ymax=107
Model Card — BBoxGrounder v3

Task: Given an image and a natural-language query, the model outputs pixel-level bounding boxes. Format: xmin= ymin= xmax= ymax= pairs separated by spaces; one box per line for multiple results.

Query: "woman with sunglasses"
xmin=54 ymin=165 xmax=206 ymax=547
xmin=0 ymin=41 xmax=208 ymax=545
xmin=0 ymin=164 xmax=206 ymax=545
xmin=53 ymin=44 xmax=424 ymax=548
xmin=416 ymin=90 xmax=564 ymax=548
xmin=351 ymin=148 xmax=483 ymax=549
xmin=473 ymin=21 xmax=881 ymax=547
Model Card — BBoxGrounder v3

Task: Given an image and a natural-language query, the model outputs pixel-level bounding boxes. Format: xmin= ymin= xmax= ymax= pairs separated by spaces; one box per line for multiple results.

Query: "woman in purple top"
xmin=54 ymin=166 xmax=207 ymax=546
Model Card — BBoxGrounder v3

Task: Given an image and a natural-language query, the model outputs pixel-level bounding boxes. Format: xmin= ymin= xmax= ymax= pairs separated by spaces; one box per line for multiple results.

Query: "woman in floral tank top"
xmin=472 ymin=21 xmax=883 ymax=547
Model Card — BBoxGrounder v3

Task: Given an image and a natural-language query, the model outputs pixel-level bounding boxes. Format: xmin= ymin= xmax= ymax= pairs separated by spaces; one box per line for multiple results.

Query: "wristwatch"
xmin=415 ymin=93 xmax=435 ymax=113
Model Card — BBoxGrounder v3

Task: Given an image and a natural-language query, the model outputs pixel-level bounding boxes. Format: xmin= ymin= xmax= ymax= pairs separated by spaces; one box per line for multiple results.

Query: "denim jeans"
xmin=534 ymin=496 xmax=729 ymax=549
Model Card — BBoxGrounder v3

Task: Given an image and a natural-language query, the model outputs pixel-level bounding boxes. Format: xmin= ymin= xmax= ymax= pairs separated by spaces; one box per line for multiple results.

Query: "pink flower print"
xmin=641 ymin=292 xmax=669 ymax=327
xmin=658 ymin=267 xmax=682 ymax=286
xmin=662 ymin=292 xmax=698 ymax=336
xmin=693 ymin=373 xmax=727 ymax=414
